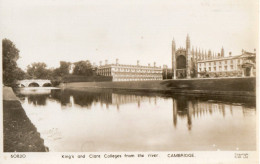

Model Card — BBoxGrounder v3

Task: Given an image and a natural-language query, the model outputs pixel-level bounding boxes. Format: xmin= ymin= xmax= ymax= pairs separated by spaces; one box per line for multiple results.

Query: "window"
xmin=225 ymin=60 xmax=227 ymax=64
xmin=214 ymin=61 xmax=216 ymax=65
xmin=231 ymin=60 xmax=233 ymax=64
xmin=214 ymin=67 xmax=216 ymax=71
xmin=230 ymin=65 xmax=233 ymax=69
xmin=209 ymin=67 xmax=211 ymax=71
xmin=224 ymin=66 xmax=227 ymax=70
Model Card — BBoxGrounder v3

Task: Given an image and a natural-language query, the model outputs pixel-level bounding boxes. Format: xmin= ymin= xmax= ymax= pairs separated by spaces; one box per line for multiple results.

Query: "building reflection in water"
xmin=171 ymin=96 xmax=255 ymax=130
xmin=16 ymin=89 xmax=255 ymax=131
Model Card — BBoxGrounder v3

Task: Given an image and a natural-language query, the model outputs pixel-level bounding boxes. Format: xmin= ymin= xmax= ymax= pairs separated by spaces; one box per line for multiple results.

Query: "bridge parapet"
xmin=18 ymin=79 xmax=52 ymax=87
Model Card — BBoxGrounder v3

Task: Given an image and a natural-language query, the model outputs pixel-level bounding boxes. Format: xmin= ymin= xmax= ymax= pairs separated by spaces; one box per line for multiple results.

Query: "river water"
xmin=14 ymin=88 xmax=256 ymax=152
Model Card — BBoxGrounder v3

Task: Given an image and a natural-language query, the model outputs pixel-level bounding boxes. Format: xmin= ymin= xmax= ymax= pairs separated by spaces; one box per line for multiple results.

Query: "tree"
xmin=60 ymin=61 xmax=71 ymax=75
xmin=2 ymin=39 xmax=22 ymax=86
xmin=73 ymin=60 xmax=93 ymax=76
xmin=26 ymin=62 xmax=51 ymax=79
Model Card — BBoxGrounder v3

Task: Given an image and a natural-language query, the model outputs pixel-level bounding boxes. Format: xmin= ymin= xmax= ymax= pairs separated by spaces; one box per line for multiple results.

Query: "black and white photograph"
xmin=1 ymin=0 xmax=258 ymax=163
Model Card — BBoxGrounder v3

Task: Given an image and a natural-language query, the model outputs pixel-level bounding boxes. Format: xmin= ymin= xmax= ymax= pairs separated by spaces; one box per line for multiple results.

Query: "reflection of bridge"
xmin=17 ymin=79 xmax=52 ymax=87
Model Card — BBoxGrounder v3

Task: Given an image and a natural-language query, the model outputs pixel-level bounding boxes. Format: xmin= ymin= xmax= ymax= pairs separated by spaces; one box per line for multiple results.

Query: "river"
xmin=14 ymin=88 xmax=256 ymax=152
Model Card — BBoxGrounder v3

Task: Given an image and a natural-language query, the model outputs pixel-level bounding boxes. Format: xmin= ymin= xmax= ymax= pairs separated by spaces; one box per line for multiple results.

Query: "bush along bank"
xmin=3 ymin=87 xmax=48 ymax=152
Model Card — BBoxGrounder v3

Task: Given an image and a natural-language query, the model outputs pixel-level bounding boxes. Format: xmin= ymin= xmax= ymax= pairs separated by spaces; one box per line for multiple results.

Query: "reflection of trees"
xmin=50 ymin=89 xmax=113 ymax=108
xmin=50 ymin=89 xmax=70 ymax=106
xmin=27 ymin=95 xmax=48 ymax=106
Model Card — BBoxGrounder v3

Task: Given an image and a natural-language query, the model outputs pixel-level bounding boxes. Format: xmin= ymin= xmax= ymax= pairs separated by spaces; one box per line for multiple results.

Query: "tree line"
xmin=3 ymin=39 xmax=95 ymax=87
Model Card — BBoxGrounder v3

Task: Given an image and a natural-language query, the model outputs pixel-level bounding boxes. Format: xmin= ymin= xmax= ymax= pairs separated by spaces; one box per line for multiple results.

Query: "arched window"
xmin=177 ymin=55 xmax=186 ymax=69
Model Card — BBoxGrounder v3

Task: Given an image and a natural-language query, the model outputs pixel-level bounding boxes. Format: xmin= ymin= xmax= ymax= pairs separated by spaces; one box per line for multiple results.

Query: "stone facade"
xmin=97 ymin=60 xmax=163 ymax=81
xmin=197 ymin=51 xmax=256 ymax=78
xmin=172 ymin=35 xmax=256 ymax=79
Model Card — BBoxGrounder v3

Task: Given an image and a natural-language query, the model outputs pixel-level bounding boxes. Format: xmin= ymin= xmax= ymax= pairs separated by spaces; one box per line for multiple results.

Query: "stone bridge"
xmin=17 ymin=79 xmax=52 ymax=87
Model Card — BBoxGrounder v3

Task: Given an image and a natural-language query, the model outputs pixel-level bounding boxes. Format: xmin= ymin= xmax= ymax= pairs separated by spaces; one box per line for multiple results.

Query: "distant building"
xmin=197 ymin=50 xmax=256 ymax=78
xmin=97 ymin=59 xmax=163 ymax=81
xmin=172 ymin=35 xmax=256 ymax=79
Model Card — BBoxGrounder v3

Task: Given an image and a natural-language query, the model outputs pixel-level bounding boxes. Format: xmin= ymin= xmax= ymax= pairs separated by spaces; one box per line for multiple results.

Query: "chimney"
xmin=229 ymin=52 xmax=232 ymax=56
xmin=148 ymin=63 xmax=150 ymax=67
xmin=154 ymin=62 xmax=156 ymax=67
xmin=116 ymin=58 xmax=119 ymax=65
xmin=105 ymin=60 xmax=108 ymax=65
xmin=99 ymin=61 xmax=102 ymax=66
xmin=137 ymin=60 xmax=140 ymax=66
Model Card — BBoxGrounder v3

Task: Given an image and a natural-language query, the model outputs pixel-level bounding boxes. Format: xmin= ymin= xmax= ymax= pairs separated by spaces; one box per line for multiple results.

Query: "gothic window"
xmin=177 ymin=55 xmax=186 ymax=69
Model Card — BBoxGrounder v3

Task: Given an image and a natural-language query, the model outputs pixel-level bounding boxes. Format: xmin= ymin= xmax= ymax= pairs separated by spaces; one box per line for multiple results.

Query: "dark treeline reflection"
xmin=15 ymin=89 xmax=256 ymax=130
xmin=50 ymin=89 xmax=113 ymax=108
xmin=49 ymin=89 xmax=256 ymax=109
xmin=15 ymin=93 xmax=50 ymax=106
xmin=49 ymin=89 xmax=255 ymax=130
xmin=27 ymin=94 xmax=49 ymax=106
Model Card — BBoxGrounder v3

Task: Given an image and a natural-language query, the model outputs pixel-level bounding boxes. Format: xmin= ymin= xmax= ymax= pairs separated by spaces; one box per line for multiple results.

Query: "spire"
xmin=186 ymin=34 xmax=190 ymax=50
xmin=172 ymin=37 xmax=176 ymax=51
xmin=195 ymin=48 xmax=198 ymax=61
xmin=221 ymin=46 xmax=224 ymax=57
xmin=192 ymin=46 xmax=194 ymax=59
xmin=200 ymin=49 xmax=203 ymax=60
xmin=208 ymin=49 xmax=212 ymax=59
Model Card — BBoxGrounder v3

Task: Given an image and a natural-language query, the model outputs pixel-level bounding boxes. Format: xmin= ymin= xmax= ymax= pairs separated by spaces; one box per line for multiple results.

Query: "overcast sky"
xmin=1 ymin=0 xmax=258 ymax=70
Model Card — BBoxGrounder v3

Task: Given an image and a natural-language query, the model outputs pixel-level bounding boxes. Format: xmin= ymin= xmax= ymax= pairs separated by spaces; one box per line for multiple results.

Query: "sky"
xmin=0 ymin=0 xmax=258 ymax=70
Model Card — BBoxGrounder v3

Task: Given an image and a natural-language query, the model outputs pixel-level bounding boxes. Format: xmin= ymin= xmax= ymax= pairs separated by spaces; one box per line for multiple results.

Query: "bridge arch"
xmin=18 ymin=79 xmax=52 ymax=88
xmin=28 ymin=82 xmax=40 ymax=87
xmin=42 ymin=83 xmax=52 ymax=87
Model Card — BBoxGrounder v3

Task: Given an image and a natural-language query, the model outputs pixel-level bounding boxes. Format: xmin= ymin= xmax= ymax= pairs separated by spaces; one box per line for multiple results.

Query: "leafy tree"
xmin=26 ymin=62 xmax=51 ymax=79
xmin=59 ymin=61 xmax=71 ymax=76
xmin=2 ymin=39 xmax=23 ymax=86
xmin=73 ymin=60 xmax=93 ymax=76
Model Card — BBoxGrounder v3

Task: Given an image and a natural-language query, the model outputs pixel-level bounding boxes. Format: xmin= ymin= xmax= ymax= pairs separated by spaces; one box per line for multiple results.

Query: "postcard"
xmin=1 ymin=0 xmax=258 ymax=163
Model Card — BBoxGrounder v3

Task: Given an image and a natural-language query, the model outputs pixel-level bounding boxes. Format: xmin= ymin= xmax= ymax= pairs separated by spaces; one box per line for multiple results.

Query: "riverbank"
xmin=61 ymin=77 xmax=256 ymax=97
xmin=3 ymin=87 xmax=48 ymax=152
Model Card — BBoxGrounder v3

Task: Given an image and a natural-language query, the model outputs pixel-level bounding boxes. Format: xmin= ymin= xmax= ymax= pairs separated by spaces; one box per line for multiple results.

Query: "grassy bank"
xmin=3 ymin=87 xmax=48 ymax=152
xmin=61 ymin=77 xmax=256 ymax=97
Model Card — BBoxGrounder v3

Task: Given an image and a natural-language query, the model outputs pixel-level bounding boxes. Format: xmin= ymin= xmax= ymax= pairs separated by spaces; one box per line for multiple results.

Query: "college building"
xmin=172 ymin=35 xmax=256 ymax=79
xmin=97 ymin=59 xmax=163 ymax=81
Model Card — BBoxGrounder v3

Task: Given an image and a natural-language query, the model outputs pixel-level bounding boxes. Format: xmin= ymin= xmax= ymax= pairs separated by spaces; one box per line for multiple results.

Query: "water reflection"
xmin=15 ymin=88 xmax=256 ymax=131
xmin=14 ymin=88 xmax=256 ymax=151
